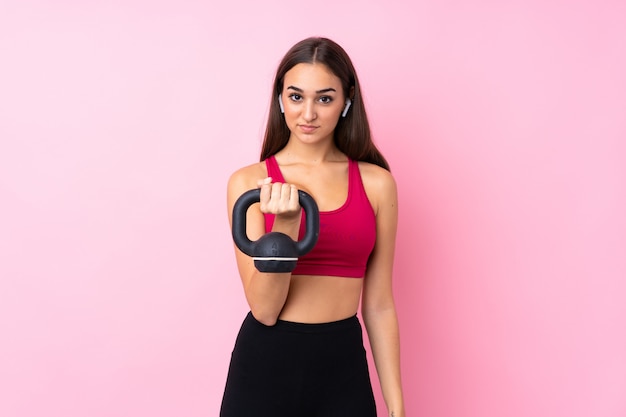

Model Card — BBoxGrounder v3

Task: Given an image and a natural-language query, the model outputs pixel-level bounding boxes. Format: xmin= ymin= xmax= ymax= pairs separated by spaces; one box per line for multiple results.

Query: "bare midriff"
xmin=278 ymin=275 xmax=364 ymax=323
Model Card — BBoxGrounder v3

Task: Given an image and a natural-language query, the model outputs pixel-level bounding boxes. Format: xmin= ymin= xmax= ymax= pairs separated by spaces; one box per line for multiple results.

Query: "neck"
xmin=278 ymin=137 xmax=344 ymax=165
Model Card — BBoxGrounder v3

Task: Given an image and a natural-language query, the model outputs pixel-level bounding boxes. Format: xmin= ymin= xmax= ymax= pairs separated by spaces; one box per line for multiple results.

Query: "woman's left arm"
xmin=361 ymin=164 xmax=405 ymax=417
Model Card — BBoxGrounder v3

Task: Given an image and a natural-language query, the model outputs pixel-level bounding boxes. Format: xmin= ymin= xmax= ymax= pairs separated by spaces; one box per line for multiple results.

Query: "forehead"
xmin=283 ymin=63 xmax=343 ymax=93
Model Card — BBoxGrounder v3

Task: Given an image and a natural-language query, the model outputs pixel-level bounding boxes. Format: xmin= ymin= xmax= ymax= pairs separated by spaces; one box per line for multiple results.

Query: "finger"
xmin=289 ymin=184 xmax=300 ymax=211
xmin=259 ymin=182 xmax=271 ymax=212
xmin=257 ymin=177 xmax=272 ymax=188
xmin=268 ymin=182 xmax=283 ymax=211
xmin=271 ymin=182 xmax=283 ymax=200
xmin=280 ymin=183 xmax=291 ymax=204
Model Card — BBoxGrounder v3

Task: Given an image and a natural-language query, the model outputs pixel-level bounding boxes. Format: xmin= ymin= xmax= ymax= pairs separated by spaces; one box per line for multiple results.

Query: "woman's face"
xmin=280 ymin=63 xmax=346 ymax=146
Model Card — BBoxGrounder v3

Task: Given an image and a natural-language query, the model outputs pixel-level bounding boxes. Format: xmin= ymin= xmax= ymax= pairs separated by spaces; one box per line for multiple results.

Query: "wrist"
xmin=274 ymin=210 xmax=301 ymax=222
xmin=272 ymin=210 xmax=302 ymax=229
xmin=388 ymin=402 xmax=405 ymax=417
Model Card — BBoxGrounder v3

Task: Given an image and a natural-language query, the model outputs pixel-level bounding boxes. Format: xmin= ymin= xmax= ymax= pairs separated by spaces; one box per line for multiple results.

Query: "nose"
xmin=302 ymin=100 xmax=317 ymax=122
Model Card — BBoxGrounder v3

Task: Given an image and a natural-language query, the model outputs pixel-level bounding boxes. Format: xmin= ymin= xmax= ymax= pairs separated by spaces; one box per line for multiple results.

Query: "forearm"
xmin=245 ymin=271 xmax=291 ymax=325
xmin=363 ymin=306 xmax=405 ymax=417
xmin=243 ymin=213 xmax=300 ymax=326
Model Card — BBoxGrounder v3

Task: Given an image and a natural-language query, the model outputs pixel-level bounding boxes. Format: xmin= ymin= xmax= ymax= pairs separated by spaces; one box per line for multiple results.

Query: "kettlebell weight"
xmin=231 ymin=188 xmax=320 ymax=273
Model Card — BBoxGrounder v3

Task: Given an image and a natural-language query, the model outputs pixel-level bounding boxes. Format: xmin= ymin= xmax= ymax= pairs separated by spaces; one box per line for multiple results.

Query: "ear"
xmin=341 ymin=98 xmax=352 ymax=118
xmin=278 ymin=95 xmax=285 ymax=113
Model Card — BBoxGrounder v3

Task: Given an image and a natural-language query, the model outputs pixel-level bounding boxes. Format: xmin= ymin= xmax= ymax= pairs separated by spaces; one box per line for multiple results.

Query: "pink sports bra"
xmin=264 ymin=155 xmax=376 ymax=278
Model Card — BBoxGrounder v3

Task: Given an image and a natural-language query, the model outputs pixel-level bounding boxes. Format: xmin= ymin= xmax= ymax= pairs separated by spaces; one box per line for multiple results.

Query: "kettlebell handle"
xmin=232 ymin=188 xmax=320 ymax=261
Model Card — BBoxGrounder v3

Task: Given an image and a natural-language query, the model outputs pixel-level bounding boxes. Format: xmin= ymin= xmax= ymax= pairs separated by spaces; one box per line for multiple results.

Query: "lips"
xmin=298 ymin=124 xmax=318 ymax=134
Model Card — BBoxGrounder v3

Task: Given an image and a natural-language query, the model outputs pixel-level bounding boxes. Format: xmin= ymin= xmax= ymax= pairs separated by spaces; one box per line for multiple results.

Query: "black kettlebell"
xmin=232 ymin=188 xmax=320 ymax=273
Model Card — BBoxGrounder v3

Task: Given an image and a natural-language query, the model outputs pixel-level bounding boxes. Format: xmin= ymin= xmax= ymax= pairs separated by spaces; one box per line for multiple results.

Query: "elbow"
xmin=244 ymin=281 xmax=288 ymax=327
xmin=256 ymin=315 xmax=278 ymax=327
xmin=361 ymin=302 xmax=397 ymax=323
xmin=250 ymin=308 xmax=280 ymax=327
xmin=257 ymin=317 xmax=278 ymax=327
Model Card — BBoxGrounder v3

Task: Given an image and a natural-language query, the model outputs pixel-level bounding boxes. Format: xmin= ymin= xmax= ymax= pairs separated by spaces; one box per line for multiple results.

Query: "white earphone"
xmin=342 ymin=98 xmax=352 ymax=117
xmin=278 ymin=95 xmax=285 ymax=113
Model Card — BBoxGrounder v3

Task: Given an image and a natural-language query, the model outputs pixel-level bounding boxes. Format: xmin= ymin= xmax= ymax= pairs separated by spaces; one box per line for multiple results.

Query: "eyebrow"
xmin=286 ymin=85 xmax=337 ymax=94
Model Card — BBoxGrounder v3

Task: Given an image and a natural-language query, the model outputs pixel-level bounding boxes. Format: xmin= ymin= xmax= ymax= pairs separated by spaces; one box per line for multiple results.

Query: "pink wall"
xmin=1 ymin=1 xmax=625 ymax=416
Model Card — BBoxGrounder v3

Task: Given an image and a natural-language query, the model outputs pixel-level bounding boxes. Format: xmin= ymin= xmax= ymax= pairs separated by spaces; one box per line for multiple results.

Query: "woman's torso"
xmin=262 ymin=154 xmax=375 ymax=323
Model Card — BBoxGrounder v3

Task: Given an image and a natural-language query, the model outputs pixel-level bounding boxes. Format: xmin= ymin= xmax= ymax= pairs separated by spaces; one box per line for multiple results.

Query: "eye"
xmin=318 ymin=96 xmax=334 ymax=104
xmin=288 ymin=93 xmax=302 ymax=102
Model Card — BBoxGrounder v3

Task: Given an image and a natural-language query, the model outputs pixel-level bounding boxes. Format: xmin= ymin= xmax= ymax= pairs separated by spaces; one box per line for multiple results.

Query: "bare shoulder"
xmin=357 ymin=162 xmax=398 ymax=213
xmin=227 ymin=161 xmax=267 ymax=204
xmin=358 ymin=161 xmax=397 ymax=194
xmin=228 ymin=162 xmax=267 ymax=190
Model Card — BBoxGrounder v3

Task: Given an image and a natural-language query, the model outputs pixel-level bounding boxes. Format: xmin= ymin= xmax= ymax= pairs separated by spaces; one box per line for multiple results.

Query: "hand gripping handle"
xmin=231 ymin=188 xmax=320 ymax=258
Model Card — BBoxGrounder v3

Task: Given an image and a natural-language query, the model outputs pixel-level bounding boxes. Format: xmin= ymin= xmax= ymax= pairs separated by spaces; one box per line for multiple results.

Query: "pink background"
xmin=1 ymin=1 xmax=625 ymax=416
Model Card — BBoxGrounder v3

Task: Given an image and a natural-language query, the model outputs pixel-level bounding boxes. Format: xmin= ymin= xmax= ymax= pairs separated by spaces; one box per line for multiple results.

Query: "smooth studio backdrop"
xmin=1 ymin=1 xmax=625 ymax=416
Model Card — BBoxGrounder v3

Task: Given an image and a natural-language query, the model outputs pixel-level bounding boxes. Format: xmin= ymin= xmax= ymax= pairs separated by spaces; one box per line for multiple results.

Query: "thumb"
xmin=257 ymin=177 xmax=272 ymax=188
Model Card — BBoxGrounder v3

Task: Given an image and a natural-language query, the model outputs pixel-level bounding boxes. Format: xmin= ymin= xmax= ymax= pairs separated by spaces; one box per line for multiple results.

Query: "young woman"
xmin=220 ymin=37 xmax=405 ymax=417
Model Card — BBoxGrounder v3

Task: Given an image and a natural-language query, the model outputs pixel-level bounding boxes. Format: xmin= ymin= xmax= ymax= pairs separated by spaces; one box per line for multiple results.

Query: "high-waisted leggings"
xmin=220 ymin=312 xmax=377 ymax=417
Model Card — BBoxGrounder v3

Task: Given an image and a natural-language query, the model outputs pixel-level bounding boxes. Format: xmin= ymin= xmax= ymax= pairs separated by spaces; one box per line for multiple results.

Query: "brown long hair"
xmin=260 ymin=37 xmax=389 ymax=171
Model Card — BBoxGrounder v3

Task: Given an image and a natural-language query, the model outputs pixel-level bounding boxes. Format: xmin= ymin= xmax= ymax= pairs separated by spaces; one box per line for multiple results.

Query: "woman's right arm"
xmin=227 ymin=166 xmax=301 ymax=326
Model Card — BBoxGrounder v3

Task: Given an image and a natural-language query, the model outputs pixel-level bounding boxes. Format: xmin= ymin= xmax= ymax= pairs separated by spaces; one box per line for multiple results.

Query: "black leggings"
xmin=220 ymin=312 xmax=377 ymax=417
